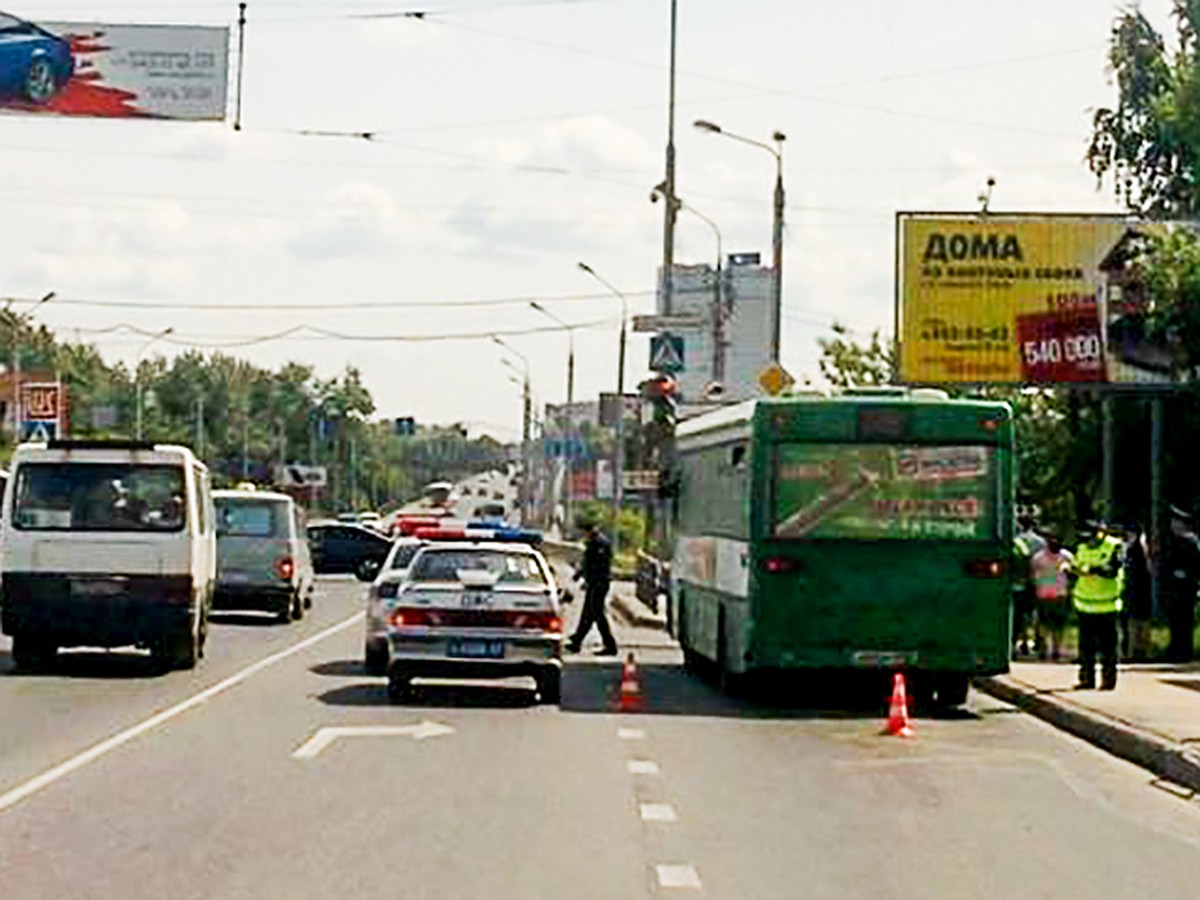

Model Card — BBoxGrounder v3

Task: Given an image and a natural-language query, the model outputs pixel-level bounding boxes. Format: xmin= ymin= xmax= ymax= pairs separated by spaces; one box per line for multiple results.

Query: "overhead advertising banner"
xmin=773 ymin=444 xmax=996 ymax=541
xmin=0 ymin=12 xmax=228 ymax=120
xmin=897 ymin=213 xmax=1183 ymax=385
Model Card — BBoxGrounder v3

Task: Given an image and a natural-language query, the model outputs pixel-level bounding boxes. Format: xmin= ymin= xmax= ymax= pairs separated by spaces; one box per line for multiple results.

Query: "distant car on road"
xmin=385 ymin=540 xmax=564 ymax=704
xmin=364 ymin=537 xmax=426 ymax=675
xmin=213 ymin=490 xmax=315 ymax=623
xmin=307 ymin=521 xmax=391 ymax=581
xmin=0 ymin=13 xmax=73 ymax=105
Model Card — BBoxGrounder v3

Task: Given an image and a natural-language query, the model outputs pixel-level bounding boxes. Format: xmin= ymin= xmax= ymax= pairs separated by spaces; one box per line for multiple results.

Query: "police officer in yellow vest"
xmin=1072 ymin=520 xmax=1125 ymax=690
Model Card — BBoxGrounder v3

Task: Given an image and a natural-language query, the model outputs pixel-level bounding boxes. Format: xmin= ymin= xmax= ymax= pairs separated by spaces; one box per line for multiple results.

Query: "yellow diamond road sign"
xmin=758 ymin=363 xmax=795 ymax=396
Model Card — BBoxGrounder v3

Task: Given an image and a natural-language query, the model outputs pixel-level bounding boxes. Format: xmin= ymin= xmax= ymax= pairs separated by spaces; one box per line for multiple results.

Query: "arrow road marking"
xmin=291 ymin=721 xmax=455 ymax=759
xmin=0 ymin=611 xmax=365 ymax=815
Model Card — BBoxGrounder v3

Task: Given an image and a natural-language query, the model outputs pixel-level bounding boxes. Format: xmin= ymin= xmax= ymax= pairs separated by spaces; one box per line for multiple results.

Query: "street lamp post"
xmin=577 ymin=262 xmax=628 ymax=555
xmin=9 ymin=291 xmax=55 ymax=441
xmin=135 ymin=327 xmax=174 ymax=441
xmin=694 ymin=119 xmax=786 ymax=362
xmin=530 ymin=301 xmax=576 ymax=534
xmin=493 ymin=335 xmax=532 ymax=525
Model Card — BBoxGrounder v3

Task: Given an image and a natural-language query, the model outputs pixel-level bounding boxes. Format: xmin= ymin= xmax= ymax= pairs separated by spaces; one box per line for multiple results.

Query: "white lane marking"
xmin=618 ymin=727 xmax=646 ymax=740
xmin=0 ymin=611 xmax=365 ymax=814
xmin=655 ymin=864 xmax=702 ymax=890
xmin=627 ymin=759 xmax=660 ymax=775
xmin=640 ymin=802 xmax=678 ymax=822
xmin=291 ymin=721 xmax=454 ymax=759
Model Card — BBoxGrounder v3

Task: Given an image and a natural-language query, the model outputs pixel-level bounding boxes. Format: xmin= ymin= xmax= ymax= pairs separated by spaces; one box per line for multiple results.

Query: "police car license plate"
xmin=447 ymin=639 xmax=505 ymax=659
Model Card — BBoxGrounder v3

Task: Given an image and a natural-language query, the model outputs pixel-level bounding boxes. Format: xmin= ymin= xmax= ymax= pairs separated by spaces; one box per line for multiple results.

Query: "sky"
xmin=0 ymin=0 xmax=1177 ymax=440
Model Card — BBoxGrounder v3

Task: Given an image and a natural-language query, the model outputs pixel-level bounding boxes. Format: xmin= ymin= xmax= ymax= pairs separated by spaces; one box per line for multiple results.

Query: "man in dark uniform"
xmin=1160 ymin=506 xmax=1200 ymax=663
xmin=565 ymin=522 xmax=618 ymax=656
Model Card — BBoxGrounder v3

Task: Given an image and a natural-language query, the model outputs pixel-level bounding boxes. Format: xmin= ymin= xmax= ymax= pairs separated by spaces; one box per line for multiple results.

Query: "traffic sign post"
xmin=649 ymin=333 xmax=685 ymax=373
xmin=758 ymin=363 xmax=795 ymax=396
xmin=20 ymin=382 xmax=64 ymax=443
xmin=633 ymin=314 xmax=704 ymax=333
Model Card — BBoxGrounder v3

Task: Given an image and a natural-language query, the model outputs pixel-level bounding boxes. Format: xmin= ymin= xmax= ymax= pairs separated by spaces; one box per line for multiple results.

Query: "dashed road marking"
xmin=618 ymin=727 xmax=646 ymax=741
xmin=640 ymin=802 xmax=678 ymax=822
xmin=0 ymin=611 xmax=365 ymax=814
xmin=655 ymin=864 xmax=702 ymax=890
xmin=628 ymin=759 xmax=660 ymax=775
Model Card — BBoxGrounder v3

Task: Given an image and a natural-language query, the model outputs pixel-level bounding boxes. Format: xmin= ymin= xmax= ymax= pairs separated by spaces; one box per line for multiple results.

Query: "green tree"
xmin=816 ymin=325 xmax=895 ymax=388
xmin=1088 ymin=2 xmax=1200 ymax=215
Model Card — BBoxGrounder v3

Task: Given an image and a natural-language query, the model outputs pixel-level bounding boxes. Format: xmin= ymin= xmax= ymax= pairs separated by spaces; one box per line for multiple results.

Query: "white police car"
xmin=364 ymin=537 xmax=426 ymax=675
xmin=385 ymin=536 xmax=563 ymax=704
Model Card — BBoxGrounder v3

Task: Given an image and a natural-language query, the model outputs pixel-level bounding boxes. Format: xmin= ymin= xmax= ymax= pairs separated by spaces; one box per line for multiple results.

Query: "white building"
xmin=657 ymin=257 xmax=776 ymax=403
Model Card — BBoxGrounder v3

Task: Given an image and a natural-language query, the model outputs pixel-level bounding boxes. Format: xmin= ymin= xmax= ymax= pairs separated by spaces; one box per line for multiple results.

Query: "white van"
xmin=0 ymin=440 xmax=216 ymax=671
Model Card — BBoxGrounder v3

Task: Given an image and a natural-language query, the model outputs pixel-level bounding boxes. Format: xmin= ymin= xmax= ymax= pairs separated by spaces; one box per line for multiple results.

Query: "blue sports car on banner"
xmin=0 ymin=11 xmax=73 ymax=105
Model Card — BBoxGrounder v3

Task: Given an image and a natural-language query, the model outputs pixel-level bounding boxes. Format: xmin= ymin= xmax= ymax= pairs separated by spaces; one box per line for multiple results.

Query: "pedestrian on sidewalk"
xmin=1030 ymin=532 xmax=1072 ymax=660
xmin=565 ymin=521 xmax=618 ymax=656
xmin=1012 ymin=517 xmax=1042 ymax=656
xmin=1160 ymin=506 xmax=1200 ymax=663
xmin=1071 ymin=519 xmax=1124 ymax=690
xmin=1121 ymin=525 xmax=1153 ymax=661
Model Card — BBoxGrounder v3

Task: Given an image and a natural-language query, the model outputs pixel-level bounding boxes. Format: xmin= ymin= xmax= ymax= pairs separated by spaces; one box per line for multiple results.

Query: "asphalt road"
xmin=1 ymin=577 xmax=1199 ymax=899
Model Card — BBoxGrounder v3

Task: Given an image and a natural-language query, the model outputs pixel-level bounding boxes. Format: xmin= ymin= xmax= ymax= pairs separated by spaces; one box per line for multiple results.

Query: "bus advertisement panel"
xmin=774 ymin=444 xmax=995 ymax=541
xmin=896 ymin=213 xmax=1188 ymax=386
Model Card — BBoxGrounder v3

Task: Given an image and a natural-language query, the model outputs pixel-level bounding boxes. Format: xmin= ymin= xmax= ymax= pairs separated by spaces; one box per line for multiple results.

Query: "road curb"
xmin=610 ymin=589 xmax=667 ymax=631
xmin=974 ymin=675 xmax=1200 ymax=793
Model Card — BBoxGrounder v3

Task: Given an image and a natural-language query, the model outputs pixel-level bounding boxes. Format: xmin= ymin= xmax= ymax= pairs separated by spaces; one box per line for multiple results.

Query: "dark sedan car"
xmin=0 ymin=12 xmax=73 ymax=105
xmin=307 ymin=521 xmax=392 ymax=581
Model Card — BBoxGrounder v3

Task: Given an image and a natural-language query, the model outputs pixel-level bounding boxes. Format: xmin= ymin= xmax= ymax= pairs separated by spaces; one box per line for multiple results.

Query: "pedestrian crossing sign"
xmin=649 ymin=333 xmax=685 ymax=373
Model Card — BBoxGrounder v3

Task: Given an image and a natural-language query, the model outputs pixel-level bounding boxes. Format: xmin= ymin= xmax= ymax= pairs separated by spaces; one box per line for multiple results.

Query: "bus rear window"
xmin=773 ymin=444 xmax=995 ymax=541
xmin=13 ymin=463 xmax=187 ymax=533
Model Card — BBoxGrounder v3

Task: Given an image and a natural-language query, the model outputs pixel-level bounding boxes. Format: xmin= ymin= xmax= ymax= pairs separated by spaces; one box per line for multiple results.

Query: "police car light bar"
xmin=412 ymin=525 xmax=543 ymax=545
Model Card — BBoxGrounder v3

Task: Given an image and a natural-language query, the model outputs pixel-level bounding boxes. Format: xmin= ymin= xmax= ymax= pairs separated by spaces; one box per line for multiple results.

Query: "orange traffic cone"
xmin=618 ymin=652 xmax=644 ymax=712
xmin=883 ymin=672 xmax=914 ymax=737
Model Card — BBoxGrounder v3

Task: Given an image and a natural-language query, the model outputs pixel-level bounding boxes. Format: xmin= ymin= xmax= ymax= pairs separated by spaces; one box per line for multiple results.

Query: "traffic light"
xmin=640 ymin=375 xmax=678 ymax=429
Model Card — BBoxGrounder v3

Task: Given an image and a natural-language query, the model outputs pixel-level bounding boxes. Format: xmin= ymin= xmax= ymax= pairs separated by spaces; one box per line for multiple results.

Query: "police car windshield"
xmin=409 ymin=548 xmax=546 ymax=586
xmin=389 ymin=543 xmax=422 ymax=570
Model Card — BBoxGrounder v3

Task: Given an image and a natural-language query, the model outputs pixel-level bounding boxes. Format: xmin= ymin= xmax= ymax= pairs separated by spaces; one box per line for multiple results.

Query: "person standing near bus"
xmin=1160 ymin=506 xmax=1200 ymax=663
xmin=1030 ymin=533 xmax=1072 ymax=661
xmin=1121 ymin=526 xmax=1152 ymax=661
xmin=565 ymin=522 xmax=618 ymax=656
xmin=1071 ymin=520 xmax=1125 ymax=690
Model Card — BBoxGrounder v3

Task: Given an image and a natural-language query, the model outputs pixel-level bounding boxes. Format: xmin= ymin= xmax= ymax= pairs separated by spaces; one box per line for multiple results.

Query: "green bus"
xmin=668 ymin=388 xmax=1014 ymax=705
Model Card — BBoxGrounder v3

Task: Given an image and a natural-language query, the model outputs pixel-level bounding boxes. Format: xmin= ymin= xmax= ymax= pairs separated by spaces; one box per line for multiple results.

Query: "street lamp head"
xmin=772 ymin=131 xmax=786 ymax=143
xmin=38 ymin=291 xmax=56 ymax=305
xmin=693 ymin=119 xmax=722 ymax=134
xmin=576 ymin=261 xmax=593 ymax=275
xmin=529 ymin=300 xmax=546 ymax=313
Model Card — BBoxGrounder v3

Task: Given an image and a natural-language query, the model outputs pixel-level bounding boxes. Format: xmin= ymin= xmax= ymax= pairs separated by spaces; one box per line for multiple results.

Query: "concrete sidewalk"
xmin=609 ymin=580 xmax=668 ymax=630
xmin=976 ymin=661 xmax=1200 ymax=792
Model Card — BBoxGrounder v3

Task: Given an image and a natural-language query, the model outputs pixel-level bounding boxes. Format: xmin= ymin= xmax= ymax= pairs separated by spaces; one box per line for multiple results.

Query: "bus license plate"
xmin=447 ymin=639 xmax=505 ymax=659
xmin=852 ymin=650 xmax=917 ymax=668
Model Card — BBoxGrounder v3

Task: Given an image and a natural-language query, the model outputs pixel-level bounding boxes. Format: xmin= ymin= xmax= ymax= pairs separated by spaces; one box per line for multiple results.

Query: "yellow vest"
xmin=1072 ymin=536 xmax=1124 ymax=614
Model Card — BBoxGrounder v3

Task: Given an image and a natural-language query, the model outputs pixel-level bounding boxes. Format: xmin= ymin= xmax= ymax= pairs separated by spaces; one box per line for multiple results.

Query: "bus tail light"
xmin=275 ymin=556 xmax=295 ymax=581
xmin=762 ymin=557 xmax=801 ymax=574
xmin=965 ymin=559 xmax=1005 ymax=578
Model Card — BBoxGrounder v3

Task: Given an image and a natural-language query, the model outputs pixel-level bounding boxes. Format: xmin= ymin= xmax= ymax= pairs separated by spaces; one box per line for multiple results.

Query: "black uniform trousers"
xmin=1165 ymin=590 xmax=1196 ymax=663
xmin=569 ymin=580 xmax=616 ymax=651
xmin=1077 ymin=611 xmax=1118 ymax=688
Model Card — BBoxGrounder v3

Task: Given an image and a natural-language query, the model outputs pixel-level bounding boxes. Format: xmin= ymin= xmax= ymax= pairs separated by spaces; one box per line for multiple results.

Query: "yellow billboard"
xmin=897 ymin=214 xmax=1174 ymax=385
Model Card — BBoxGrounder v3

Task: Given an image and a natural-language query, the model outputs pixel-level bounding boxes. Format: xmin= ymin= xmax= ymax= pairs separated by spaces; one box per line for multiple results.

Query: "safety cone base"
xmin=616 ymin=653 xmax=644 ymax=712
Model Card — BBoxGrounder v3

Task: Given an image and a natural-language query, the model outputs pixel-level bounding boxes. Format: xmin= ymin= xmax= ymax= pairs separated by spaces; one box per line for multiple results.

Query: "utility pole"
xmin=660 ymin=0 xmax=679 ymax=316
xmin=195 ymin=394 xmax=205 ymax=462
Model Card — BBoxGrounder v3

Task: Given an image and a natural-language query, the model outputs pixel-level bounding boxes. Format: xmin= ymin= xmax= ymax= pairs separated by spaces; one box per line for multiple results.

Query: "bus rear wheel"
xmin=934 ymin=673 xmax=969 ymax=708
